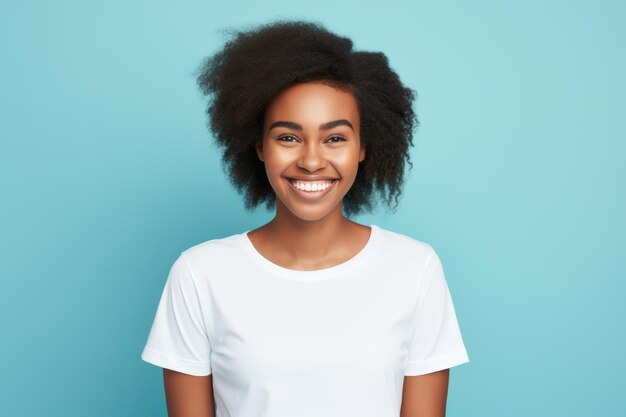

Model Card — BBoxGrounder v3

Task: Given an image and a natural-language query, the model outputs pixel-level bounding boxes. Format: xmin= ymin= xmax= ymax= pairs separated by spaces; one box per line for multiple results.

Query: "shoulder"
xmin=369 ymin=225 xmax=442 ymax=291
xmin=373 ymin=225 xmax=436 ymax=264
xmin=177 ymin=231 xmax=246 ymax=273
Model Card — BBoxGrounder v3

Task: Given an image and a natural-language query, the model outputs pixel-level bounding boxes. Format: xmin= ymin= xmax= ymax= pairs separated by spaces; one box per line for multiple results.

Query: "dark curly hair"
xmin=196 ymin=19 xmax=418 ymax=217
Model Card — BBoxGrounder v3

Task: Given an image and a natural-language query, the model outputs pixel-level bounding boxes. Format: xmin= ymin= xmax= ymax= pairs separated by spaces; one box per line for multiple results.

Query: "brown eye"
xmin=326 ymin=135 xmax=346 ymax=143
xmin=277 ymin=135 xmax=298 ymax=143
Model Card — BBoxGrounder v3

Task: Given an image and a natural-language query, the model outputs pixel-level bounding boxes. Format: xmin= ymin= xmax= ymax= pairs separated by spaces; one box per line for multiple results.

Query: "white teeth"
xmin=289 ymin=179 xmax=335 ymax=192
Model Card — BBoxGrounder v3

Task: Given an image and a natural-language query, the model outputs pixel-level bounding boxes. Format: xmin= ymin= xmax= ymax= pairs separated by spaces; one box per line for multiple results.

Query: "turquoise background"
xmin=1 ymin=0 xmax=624 ymax=416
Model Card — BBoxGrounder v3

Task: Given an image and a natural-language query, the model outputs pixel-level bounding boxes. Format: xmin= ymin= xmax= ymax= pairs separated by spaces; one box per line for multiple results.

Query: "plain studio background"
xmin=1 ymin=1 xmax=624 ymax=416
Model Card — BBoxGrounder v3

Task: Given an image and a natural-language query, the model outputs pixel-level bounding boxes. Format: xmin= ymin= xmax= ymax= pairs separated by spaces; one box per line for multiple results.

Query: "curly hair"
xmin=196 ymin=19 xmax=418 ymax=217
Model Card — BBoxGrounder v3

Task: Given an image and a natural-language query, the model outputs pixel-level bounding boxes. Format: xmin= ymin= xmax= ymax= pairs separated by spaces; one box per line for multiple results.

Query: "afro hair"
xmin=196 ymin=19 xmax=418 ymax=217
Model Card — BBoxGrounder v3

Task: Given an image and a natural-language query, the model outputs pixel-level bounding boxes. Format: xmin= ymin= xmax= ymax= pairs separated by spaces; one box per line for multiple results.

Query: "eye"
xmin=326 ymin=135 xmax=346 ymax=143
xmin=277 ymin=135 xmax=299 ymax=143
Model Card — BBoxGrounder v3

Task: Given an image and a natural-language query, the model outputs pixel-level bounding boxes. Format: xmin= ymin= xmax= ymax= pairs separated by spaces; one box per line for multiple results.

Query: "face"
xmin=256 ymin=81 xmax=365 ymax=222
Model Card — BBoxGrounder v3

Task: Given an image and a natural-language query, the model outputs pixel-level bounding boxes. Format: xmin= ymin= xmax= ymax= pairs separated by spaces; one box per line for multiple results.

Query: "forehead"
xmin=264 ymin=82 xmax=359 ymax=128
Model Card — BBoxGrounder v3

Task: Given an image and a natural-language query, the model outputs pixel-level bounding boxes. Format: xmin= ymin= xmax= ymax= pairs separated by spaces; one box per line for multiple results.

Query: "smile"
xmin=286 ymin=178 xmax=338 ymax=200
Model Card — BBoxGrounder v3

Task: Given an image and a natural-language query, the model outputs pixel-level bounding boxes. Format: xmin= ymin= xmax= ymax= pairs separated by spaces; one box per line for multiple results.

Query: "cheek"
xmin=262 ymin=148 xmax=289 ymax=184
xmin=264 ymin=163 xmax=282 ymax=185
xmin=329 ymin=153 xmax=360 ymax=177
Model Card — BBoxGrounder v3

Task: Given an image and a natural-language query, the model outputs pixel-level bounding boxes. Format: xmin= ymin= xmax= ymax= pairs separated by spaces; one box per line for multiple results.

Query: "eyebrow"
xmin=268 ymin=119 xmax=354 ymax=132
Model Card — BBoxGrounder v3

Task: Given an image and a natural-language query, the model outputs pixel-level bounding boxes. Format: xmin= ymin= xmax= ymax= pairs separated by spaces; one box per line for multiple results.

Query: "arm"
xmin=163 ymin=369 xmax=215 ymax=417
xmin=400 ymin=369 xmax=450 ymax=417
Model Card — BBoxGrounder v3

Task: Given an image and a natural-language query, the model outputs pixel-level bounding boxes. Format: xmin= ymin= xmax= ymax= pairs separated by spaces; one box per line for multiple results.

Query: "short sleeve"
xmin=141 ymin=253 xmax=212 ymax=376
xmin=404 ymin=249 xmax=470 ymax=376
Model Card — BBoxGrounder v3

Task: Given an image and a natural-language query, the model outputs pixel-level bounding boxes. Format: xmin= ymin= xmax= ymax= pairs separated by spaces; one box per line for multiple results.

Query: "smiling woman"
xmin=257 ymin=82 xmax=365 ymax=221
xmin=141 ymin=19 xmax=469 ymax=417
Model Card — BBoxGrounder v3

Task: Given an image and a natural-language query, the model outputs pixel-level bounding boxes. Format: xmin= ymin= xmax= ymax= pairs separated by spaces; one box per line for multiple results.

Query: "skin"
xmin=251 ymin=81 xmax=369 ymax=269
xmin=163 ymin=370 xmax=214 ymax=417
xmin=401 ymin=369 xmax=450 ymax=417
xmin=163 ymin=81 xmax=450 ymax=417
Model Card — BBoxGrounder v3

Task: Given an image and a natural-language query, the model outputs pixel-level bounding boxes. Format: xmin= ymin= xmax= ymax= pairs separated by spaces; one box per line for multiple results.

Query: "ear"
xmin=255 ymin=140 xmax=264 ymax=162
xmin=359 ymin=144 xmax=366 ymax=162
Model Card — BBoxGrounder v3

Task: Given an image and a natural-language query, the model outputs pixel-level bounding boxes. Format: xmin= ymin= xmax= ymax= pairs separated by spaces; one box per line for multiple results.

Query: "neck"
xmin=264 ymin=200 xmax=355 ymax=261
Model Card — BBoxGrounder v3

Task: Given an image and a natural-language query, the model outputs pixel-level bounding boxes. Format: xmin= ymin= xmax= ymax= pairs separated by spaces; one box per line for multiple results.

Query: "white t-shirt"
xmin=141 ymin=224 xmax=469 ymax=416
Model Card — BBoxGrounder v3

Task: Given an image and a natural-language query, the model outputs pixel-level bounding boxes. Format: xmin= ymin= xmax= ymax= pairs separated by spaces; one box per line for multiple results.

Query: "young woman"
xmin=141 ymin=20 xmax=469 ymax=417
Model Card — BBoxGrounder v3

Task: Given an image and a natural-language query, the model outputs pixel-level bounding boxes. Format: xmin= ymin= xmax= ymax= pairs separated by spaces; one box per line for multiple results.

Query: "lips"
xmin=285 ymin=178 xmax=338 ymax=200
xmin=288 ymin=178 xmax=335 ymax=191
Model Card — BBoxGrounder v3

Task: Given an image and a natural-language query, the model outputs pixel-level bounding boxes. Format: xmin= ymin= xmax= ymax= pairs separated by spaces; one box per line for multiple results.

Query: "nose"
xmin=296 ymin=142 xmax=326 ymax=172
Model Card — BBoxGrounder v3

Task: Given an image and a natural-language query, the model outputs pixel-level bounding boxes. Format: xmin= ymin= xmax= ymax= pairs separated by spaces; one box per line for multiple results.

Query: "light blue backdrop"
xmin=1 ymin=1 xmax=624 ymax=416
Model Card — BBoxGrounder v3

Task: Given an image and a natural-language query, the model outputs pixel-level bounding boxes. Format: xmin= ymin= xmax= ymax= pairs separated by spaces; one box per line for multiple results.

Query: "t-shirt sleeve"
xmin=140 ymin=253 xmax=212 ymax=376
xmin=404 ymin=249 xmax=470 ymax=376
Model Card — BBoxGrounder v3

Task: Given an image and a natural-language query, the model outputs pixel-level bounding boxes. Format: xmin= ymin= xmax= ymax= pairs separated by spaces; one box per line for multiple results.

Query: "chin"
xmin=271 ymin=180 xmax=348 ymax=222
xmin=279 ymin=198 xmax=342 ymax=222
xmin=287 ymin=207 xmax=335 ymax=222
